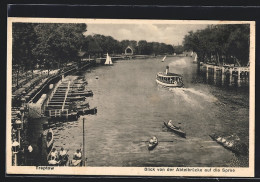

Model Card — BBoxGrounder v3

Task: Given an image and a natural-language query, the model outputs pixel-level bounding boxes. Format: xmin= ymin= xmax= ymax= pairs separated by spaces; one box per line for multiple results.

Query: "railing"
xmin=62 ymin=81 xmax=70 ymax=111
xmin=48 ymin=109 xmax=68 ymax=118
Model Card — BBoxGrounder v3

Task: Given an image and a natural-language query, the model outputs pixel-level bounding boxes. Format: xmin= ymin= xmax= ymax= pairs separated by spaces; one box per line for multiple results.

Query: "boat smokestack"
xmin=166 ymin=66 xmax=169 ymax=75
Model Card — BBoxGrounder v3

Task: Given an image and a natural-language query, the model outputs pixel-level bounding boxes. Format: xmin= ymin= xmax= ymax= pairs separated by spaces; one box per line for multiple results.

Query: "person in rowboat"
xmin=168 ymin=120 xmax=180 ymax=129
xmin=149 ymin=136 xmax=158 ymax=144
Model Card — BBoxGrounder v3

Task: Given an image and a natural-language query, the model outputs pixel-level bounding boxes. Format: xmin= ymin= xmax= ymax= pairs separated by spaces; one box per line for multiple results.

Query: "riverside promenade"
xmin=11 ymin=60 xmax=95 ymax=166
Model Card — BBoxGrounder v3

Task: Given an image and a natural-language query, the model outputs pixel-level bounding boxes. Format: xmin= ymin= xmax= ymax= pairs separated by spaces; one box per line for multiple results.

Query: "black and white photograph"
xmin=6 ymin=18 xmax=255 ymax=176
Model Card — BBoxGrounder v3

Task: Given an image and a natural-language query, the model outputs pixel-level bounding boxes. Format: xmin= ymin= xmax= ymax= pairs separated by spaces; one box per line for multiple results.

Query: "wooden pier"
xmin=200 ymin=63 xmax=250 ymax=86
xmin=44 ymin=76 xmax=90 ymax=120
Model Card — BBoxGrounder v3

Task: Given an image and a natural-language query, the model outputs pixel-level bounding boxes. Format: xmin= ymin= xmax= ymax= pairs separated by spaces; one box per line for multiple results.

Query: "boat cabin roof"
xmin=157 ymin=72 xmax=182 ymax=77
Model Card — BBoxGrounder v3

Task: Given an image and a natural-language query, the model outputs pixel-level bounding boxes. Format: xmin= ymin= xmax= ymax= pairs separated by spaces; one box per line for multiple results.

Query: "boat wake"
xmin=169 ymin=87 xmax=218 ymax=109
xmin=170 ymin=88 xmax=203 ymax=109
xmin=182 ymin=88 xmax=218 ymax=102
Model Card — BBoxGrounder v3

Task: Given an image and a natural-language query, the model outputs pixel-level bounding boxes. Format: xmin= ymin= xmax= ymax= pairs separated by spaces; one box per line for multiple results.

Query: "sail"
xmin=109 ymin=56 xmax=113 ymax=65
xmin=105 ymin=53 xmax=113 ymax=65
xmin=194 ymin=54 xmax=197 ymax=62
xmin=162 ymin=56 xmax=166 ymax=62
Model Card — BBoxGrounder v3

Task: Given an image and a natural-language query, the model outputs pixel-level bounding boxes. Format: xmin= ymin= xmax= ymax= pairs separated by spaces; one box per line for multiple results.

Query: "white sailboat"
xmin=104 ymin=53 xmax=113 ymax=65
xmin=162 ymin=56 xmax=166 ymax=62
xmin=193 ymin=54 xmax=198 ymax=62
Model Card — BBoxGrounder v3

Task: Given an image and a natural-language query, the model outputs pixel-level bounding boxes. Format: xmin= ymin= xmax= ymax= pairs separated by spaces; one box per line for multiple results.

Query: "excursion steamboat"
xmin=156 ymin=66 xmax=184 ymax=87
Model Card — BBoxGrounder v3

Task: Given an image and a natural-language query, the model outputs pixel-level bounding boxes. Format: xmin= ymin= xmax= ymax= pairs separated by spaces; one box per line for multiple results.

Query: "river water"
xmin=52 ymin=56 xmax=249 ymax=167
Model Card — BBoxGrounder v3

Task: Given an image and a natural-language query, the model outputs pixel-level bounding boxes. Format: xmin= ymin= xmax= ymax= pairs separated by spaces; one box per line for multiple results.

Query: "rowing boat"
xmin=148 ymin=136 xmax=158 ymax=150
xmin=77 ymin=107 xmax=97 ymax=115
xmin=46 ymin=128 xmax=54 ymax=154
xmin=164 ymin=120 xmax=186 ymax=138
xmin=209 ymin=134 xmax=247 ymax=155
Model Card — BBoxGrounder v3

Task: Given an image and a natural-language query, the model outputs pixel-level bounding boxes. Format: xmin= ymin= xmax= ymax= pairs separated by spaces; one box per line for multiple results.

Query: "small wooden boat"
xmin=68 ymin=112 xmax=79 ymax=121
xmin=46 ymin=128 xmax=54 ymax=154
xmin=70 ymin=159 xmax=82 ymax=166
xmin=68 ymin=96 xmax=86 ymax=101
xmin=77 ymin=87 xmax=85 ymax=91
xmin=68 ymin=91 xmax=93 ymax=97
xmin=77 ymin=107 xmax=97 ymax=115
xmin=148 ymin=136 xmax=158 ymax=150
xmin=164 ymin=120 xmax=186 ymax=138
xmin=209 ymin=134 xmax=247 ymax=155
xmin=78 ymin=102 xmax=90 ymax=108
xmin=74 ymin=81 xmax=88 ymax=85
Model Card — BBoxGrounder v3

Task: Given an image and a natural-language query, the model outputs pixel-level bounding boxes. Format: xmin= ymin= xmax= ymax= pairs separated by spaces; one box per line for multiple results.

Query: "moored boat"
xmin=164 ymin=120 xmax=186 ymax=138
xmin=77 ymin=101 xmax=89 ymax=108
xmin=46 ymin=128 xmax=54 ymax=154
xmin=74 ymin=81 xmax=88 ymax=85
xmin=68 ymin=96 xmax=86 ymax=101
xmin=68 ymin=90 xmax=93 ymax=97
xmin=148 ymin=136 xmax=158 ymax=150
xmin=156 ymin=66 xmax=183 ymax=87
xmin=77 ymin=107 xmax=97 ymax=115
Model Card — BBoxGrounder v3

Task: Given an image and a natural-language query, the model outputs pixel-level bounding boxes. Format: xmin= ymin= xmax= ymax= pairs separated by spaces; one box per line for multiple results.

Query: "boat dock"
xmin=200 ymin=63 xmax=250 ymax=86
xmin=44 ymin=76 xmax=91 ymax=120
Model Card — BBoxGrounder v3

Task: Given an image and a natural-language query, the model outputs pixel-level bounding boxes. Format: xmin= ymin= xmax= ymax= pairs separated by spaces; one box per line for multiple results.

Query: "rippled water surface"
xmin=52 ymin=57 xmax=249 ymax=167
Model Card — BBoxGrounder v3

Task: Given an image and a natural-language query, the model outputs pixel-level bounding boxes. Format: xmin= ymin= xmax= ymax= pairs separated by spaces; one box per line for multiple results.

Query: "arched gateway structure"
xmin=125 ymin=46 xmax=134 ymax=55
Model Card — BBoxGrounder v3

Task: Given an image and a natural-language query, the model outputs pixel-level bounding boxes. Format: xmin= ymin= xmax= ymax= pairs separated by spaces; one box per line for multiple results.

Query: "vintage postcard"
xmin=6 ymin=18 xmax=255 ymax=177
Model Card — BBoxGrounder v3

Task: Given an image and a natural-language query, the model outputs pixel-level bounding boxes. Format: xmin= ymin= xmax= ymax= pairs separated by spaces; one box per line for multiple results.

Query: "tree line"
xmin=13 ymin=23 xmax=87 ymax=74
xmin=183 ymin=24 xmax=250 ymax=66
xmin=12 ymin=23 xmax=175 ymax=75
xmin=82 ymin=35 xmax=174 ymax=56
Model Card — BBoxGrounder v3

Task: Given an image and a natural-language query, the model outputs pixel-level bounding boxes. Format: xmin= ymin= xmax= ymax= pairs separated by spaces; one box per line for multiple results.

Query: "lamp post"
xmin=20 ymin=106 xmax=25 ymax=130
xmin=15 ymin=119 xmax=22 ymax=145
xmin=12 ymin=140 xmax=20 ymax=166
xmin=21 ymin=96 xmax=26 ymax=129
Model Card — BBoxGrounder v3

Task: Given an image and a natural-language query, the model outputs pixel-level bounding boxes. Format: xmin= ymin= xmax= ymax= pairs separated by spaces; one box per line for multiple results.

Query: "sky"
xmin=84 ymin=24 xmax=208 ymax=45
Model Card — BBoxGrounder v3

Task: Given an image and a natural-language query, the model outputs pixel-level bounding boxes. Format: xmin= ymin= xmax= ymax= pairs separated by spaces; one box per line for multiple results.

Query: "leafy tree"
xmin=12 ymin=23 xmax=37 ymax=84
xmin=33 ymin=23 xmax=87 ymax=70
xmin=82 ymin=35 xmax=103 ymax=56
xmin=183 ymin=24 xmax=250 ymax=66
xmin=137 ymin=40 xmax=148 ymax=54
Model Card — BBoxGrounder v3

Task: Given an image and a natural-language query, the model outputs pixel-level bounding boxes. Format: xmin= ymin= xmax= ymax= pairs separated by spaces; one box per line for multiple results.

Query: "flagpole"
xmin=82 ymin=118 xmax=85 ymax=166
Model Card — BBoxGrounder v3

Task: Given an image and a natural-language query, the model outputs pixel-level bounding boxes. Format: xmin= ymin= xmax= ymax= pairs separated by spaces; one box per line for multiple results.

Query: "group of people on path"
xmin=48 ymin=147 xmax=83 ymax=166
xmin=48 ymin=147 xmax=69 ymax=165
